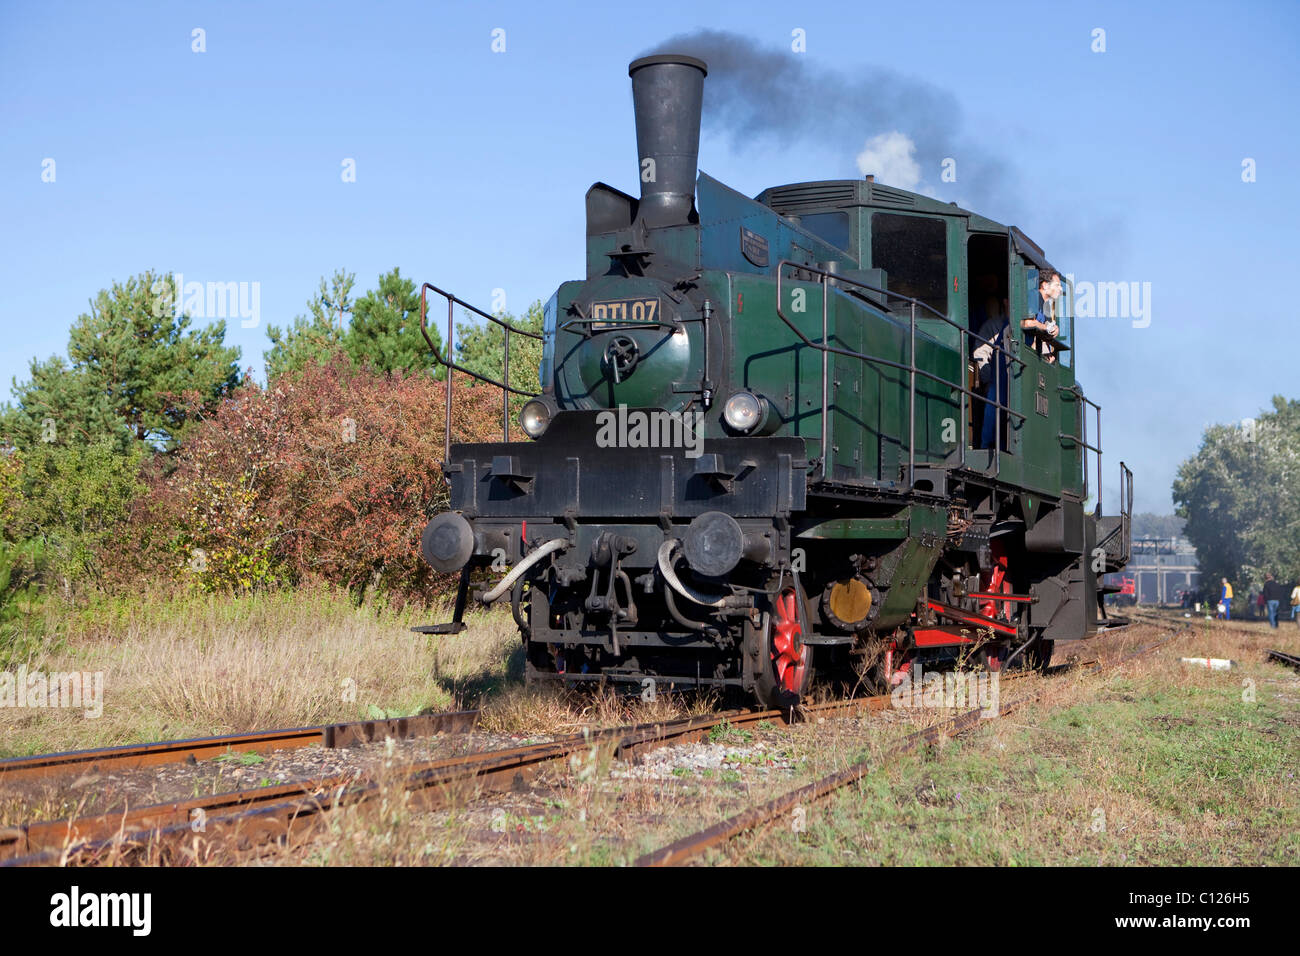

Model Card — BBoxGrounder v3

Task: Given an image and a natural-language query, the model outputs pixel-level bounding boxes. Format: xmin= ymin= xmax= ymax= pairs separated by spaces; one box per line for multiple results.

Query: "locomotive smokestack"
xmin=628 ymin=54 xmax=707 ymax=229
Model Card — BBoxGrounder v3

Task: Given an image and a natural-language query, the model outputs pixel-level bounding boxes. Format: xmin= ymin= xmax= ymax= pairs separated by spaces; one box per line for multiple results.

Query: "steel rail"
xmin=0 ymin=714 xmax=736 ymax=864
xmin=1266 ymin=649 xmax=1300 ymax=671
xmin=0 ymin=660 xmax=1090 ymax=867
xmin=0 ymin=710 xmax=478 ymax=783
xmin=0 ymin=693 xmax=902 ymax=866
xmin=637 ymin=696 xmax=1035 ymax=867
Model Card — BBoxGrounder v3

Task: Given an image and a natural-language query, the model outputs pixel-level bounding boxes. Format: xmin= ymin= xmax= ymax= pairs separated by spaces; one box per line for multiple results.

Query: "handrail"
xmin=773 ymin=260 xmax=1026 ymax=484
xmin=1058 ymin=432 xmax=1101 ymax=454
xmin=419 ymin=282 xmax=543 ymax=461
xmin=1091 ymin=461 xmax=1133 ymax=572
xmin=1059 ymin=382 xmax=1104 ymax=505
xmin=1117 ymin=461 xmax=1133 ymax=565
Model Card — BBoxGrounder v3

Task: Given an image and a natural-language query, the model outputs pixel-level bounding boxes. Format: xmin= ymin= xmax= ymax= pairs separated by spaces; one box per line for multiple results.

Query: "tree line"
xmin=1174 ymin=395 xmax=1300 ymax=597
xmin=0 ymin=267 xmax=542 ymax=646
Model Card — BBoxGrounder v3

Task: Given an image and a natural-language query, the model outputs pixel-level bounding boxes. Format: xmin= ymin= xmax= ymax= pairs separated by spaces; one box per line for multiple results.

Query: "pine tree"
xmin=344 ymin=267 xmax=444 ymax=376
xmin=2 ymin=271 xmax=240 ymax=453
xmin=265 ymin=269 xmax=355 ymax=380
xmin=1 ymin=356 xmax=122 ymax=452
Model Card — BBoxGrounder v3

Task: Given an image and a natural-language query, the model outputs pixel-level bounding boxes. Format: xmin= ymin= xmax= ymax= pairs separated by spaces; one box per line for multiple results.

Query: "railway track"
xmin=0 ymin=692 xmax=904 ymax=866
xmin=0 ymin=622 xmax=1187 ymax=867
xmin=0 ymin=711 xmax=478 ymax=783
xmin=1130 ymin=608 xmax=1300 ymax=671
xmin=635 ymin=627 xmax=1187 ymax=866
xmin=1266 ymin=648 xmax=1300 ymax=671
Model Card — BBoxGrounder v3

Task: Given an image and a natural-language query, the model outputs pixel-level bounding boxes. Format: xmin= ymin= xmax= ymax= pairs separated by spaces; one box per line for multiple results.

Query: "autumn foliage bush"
xmin=153 ymin=358 xmax=504 ymax=600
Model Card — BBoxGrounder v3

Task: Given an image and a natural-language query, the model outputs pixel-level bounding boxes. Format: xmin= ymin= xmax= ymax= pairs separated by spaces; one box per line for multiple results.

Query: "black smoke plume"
xmin=643 ymin=29 xmax=1014 ymax=219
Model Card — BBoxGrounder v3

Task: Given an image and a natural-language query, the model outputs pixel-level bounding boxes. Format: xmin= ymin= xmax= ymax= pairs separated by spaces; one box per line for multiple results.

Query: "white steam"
xmin=855 ymin=131 xmax=922 ymax=190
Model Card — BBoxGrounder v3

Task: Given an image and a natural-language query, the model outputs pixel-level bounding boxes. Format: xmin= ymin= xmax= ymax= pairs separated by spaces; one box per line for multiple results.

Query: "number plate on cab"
xmin=590 ymin=297 xmax=660 ymax=329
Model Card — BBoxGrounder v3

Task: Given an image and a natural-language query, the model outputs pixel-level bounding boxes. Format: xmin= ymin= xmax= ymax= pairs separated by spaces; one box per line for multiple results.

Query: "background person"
xmin=1219 ymin=577 xmax=1233 ymax=619
xmin=1263 ymin=573 xmax=1287 ymax=628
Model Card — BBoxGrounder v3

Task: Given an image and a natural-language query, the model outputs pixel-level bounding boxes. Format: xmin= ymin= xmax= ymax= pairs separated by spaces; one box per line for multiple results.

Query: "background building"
xmin=1126 ymin=536 xmax=1200 ymax=605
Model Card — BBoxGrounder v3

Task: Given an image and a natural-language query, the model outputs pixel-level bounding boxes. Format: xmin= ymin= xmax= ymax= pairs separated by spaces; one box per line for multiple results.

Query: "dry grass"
xmin=0 ymin=587 xmax=521 ymax=757
xmin=9 ymin=604 xmax=1297 ymax=867
xmin=476 ymin=682 xmax=720 ymax=735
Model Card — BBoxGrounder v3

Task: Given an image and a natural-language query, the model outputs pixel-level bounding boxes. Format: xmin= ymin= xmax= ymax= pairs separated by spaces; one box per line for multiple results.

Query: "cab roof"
xmin=754 ymin=178 xmax=1057 ymax=273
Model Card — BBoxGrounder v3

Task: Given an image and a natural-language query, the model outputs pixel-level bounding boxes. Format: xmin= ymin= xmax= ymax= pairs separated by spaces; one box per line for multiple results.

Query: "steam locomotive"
xmin=416 ymin=54 xmax=1134 ymax=709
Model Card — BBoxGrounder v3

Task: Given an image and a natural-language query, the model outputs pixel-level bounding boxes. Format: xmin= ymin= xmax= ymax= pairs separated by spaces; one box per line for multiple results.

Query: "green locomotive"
xmin=417 ymin=53 xmax=1133 ymax=708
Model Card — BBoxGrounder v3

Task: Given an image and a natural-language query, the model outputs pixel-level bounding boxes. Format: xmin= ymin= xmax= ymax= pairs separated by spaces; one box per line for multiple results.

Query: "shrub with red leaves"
xmin=156 ymin=358 xmax=503 ymax=599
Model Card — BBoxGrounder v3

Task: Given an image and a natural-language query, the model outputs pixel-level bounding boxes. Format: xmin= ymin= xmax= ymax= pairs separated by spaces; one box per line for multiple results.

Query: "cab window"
xmin=1057 ymin=277 xmax=1073 ymax=368
xmin=795 ymin=211 xmax=851 ymax=253
xmin=870 ymin=213 xmax=947 ymax=316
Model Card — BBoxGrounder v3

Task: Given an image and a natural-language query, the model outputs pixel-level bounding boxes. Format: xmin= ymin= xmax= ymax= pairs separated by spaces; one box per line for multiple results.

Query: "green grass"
xmin=708 ymin=720 xmax=754 ymax=745
xmin=736 ymin=651 xmax=1299 ymax=866
xmin=213 ymin=751 xmax=266 ymax=766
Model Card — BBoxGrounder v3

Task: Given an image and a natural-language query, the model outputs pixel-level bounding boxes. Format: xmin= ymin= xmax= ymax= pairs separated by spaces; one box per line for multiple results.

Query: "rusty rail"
xmin=0 ymin=693 xmax=899 ymax=865
xmin=1266 ymin=649 xmax=1300 ymax=671
xmin=4 ymin=646 xmax=1156 ymax=867
xmin=0 ymin=711 xmax=477 ymax=783
xmin=637 ymin=697 xmax=1029 ymax=867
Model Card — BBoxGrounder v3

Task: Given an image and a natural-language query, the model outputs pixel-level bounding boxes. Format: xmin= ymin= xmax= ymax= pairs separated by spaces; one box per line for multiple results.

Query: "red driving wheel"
xmin=771 ymin=587 xmax=810 ymax=695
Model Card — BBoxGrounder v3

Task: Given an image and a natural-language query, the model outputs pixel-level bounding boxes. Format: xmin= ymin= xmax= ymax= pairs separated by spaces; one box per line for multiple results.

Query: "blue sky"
xmin=2 ymin=0 xmax=1297 ymax=513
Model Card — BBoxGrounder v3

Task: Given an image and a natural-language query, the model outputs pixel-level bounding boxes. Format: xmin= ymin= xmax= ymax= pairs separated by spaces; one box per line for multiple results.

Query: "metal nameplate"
xmin=590 ymin=296 xmax=660 ymax=329
xmin=741 ymin=227 xmax=769 ymax=268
